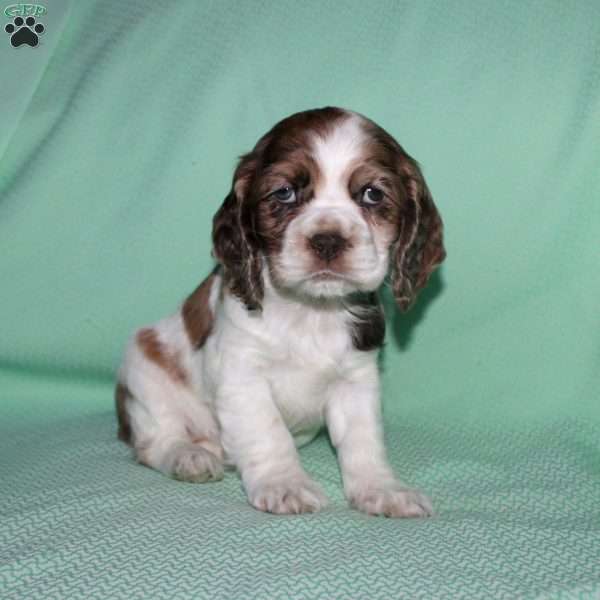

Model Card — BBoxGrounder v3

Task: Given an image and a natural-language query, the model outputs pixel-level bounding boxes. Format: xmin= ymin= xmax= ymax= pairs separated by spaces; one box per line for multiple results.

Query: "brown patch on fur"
xmin=212 ymin=188 xmax=264 ymax=310
xmin=255 ymin=147 xmax=322 ymax=259
xmin=392 ymin=156 xmax=445 ymax=310
xmin=359 ymin=118 xmax=446 ymax=310
xmin=115 ymin=382 xmax=133 ymax=444
xmin=182 ymin=273 xmax=215 ymax=349
xmin=189 ymin=436 xmax=209 ymax=445
xmin=346 ymin=159 xmax=404 ymax=228
xmin=258 ymin=148 xmax=322 ymax=198
xmin=137 ymin=328 xmax=188 ymax=385
xmin=135 ymin=446 xmax=151 ymax=466
xmin=346 ymin=293 xmax=386 ymax=351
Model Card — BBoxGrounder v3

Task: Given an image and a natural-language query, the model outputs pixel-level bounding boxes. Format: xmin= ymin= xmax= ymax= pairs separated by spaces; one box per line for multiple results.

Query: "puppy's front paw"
xmin=249 ymin=476 xmax=328 ymax=515
xmin=348 ymin=482 xmax=433 ymax=518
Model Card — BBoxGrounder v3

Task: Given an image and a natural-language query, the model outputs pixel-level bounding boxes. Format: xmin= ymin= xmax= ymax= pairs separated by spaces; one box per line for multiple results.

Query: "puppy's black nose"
xmin=309 ymin=232 xmax=347 ymax=262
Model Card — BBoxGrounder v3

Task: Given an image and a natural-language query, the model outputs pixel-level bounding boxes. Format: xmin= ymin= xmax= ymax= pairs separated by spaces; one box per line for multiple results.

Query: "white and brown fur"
xmin=116 ymin=107 xmax=445 ymax=516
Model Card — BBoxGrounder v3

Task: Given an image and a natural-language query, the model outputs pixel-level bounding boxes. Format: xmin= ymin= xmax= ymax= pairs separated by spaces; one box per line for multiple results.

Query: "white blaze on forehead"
xmin=310 ymin=114 xmax=366 ymax=203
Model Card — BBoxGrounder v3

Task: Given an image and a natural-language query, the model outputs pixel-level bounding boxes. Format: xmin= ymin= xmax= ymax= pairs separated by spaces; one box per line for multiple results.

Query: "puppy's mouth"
xmin=307 ymin=269 xmax=350 ymax=282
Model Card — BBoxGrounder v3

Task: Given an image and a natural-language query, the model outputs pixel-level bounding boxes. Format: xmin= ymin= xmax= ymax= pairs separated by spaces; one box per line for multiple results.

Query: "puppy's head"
xmin=213 ymin=107 xmax=445 ymax=311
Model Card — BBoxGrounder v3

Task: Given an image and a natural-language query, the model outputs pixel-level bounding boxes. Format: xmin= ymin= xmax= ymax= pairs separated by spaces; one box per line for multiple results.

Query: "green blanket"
xmin=1 ymin=2 xmax=599 ymax=598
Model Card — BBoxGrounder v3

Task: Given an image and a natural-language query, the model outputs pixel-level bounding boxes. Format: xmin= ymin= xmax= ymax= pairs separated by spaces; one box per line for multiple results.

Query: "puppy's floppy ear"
xmin=391 ymin=154 xmax=446 ymax=312
xmin=212 ymin=152 xmax=264 ymax=310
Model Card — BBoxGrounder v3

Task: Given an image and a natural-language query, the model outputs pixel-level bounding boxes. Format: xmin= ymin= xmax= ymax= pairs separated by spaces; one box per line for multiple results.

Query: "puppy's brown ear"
xmin=391 ymin=154 xmax=446 ymax=312
xmin=212 ymin=153 xmax=264 ymax=310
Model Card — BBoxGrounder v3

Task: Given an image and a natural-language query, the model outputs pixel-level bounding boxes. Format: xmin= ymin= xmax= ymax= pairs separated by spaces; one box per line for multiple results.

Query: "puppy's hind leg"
xmin=118 ymin=366 xmax=224 ymax=483
xmin=139 ymin=389 xmax=223 ymax=483
xmin=135 ymin=415 xmax=224 ymax=483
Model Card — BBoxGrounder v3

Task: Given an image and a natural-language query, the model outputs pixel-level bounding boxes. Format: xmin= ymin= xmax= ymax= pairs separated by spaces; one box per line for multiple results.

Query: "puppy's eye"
xmin=272 ymin=186 xmax=296 ymax=203
xmin=361 ymin=186 xmax=384 ymax=205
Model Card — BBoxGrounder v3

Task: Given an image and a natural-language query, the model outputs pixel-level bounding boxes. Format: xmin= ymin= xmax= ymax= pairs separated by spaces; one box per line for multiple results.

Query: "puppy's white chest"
xmin=266 ymin=365 xmax=334 ymax=446
xmin=262 ymin=309 xmax=350 ymax=436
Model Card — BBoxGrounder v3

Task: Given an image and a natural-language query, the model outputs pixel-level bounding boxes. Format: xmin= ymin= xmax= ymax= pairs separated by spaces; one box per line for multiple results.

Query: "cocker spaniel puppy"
xmin=116 ymin=107 xmax=445 ymax=517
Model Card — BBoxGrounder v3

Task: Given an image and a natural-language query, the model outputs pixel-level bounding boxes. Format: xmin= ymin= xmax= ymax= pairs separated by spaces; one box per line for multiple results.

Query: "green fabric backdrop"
xmin=1 ymin=1 xmax=599 ymax=598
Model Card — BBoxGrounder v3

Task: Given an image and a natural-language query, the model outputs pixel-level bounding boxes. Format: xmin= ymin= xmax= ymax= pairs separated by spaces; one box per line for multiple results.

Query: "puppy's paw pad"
xmin=171 ymin=446 xmax=224 ymax=483
xmin=250 ymin=478 xmax=327 ymax=515
xmin=350 ymin=485 xmax=433 ymax=518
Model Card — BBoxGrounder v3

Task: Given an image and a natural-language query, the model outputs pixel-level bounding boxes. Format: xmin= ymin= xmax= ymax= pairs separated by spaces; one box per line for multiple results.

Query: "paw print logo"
xmin=5 ymin=16 xmax=45 ymax=47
